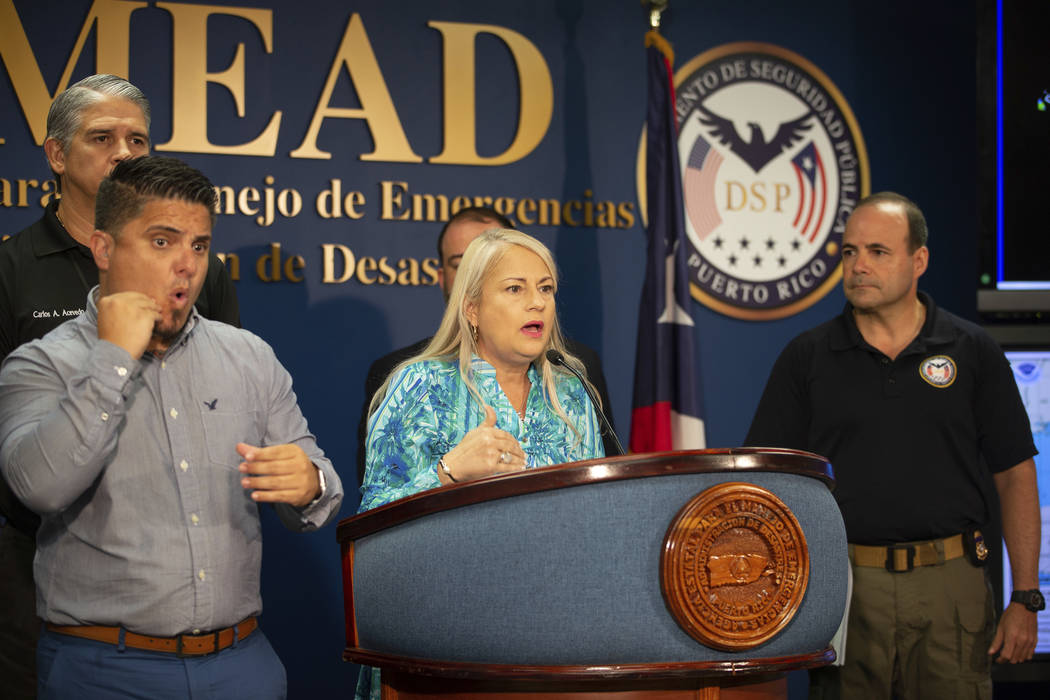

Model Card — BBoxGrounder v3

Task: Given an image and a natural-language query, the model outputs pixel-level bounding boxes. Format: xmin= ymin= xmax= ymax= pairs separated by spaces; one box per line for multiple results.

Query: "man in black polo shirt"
xmin=357 ymin=207 xmax=617 ymax=484
xmin=746 ymin=192 xmax=1041 ymax=698
xmin=0 ymin=74 xmax=239 ymax=699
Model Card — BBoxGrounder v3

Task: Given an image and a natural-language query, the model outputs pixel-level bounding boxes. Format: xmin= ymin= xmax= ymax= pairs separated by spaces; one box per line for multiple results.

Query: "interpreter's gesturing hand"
xmin=988 ymin=603 xmax=1039 ymax=664
xmin=438 ymin=405 xmax=526 ymax=484
xmin=237 ymin=443 xmax=321 ymax=507
xmin=96 ymin=291 xmax=160 ymax=359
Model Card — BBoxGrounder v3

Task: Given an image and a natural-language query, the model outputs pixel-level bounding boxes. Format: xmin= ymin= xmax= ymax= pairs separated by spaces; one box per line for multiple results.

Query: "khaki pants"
xmin=810 ymin=550 xmax=994 ymax=700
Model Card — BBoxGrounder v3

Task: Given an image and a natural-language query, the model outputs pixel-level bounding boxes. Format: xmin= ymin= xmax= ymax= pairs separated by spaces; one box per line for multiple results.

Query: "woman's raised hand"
xmin=438 ymin=405 xmax=526 ymax=483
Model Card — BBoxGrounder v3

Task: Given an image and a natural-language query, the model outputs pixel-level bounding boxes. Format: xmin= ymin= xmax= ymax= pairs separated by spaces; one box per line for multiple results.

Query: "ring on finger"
xmin=499 ymin=451 xmax=512 ymax=465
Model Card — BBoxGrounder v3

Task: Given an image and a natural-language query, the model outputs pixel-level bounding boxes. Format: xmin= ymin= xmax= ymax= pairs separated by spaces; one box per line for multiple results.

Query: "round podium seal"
xmin=661 ymin=482 xmax=809 ymax=650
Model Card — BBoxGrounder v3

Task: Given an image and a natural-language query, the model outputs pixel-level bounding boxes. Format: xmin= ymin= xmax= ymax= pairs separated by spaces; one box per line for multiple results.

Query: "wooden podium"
xmin=337 ymin=449 xmax=848 ymax=699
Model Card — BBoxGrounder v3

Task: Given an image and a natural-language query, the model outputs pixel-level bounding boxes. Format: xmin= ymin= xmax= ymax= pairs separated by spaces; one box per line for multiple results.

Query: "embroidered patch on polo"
xmin=919 ymin=355 xmax=957 ymax=388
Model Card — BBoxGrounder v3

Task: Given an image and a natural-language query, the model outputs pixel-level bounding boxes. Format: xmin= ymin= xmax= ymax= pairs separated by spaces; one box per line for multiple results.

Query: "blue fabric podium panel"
xmin=353 ymin=471 xmax=847 ymax=664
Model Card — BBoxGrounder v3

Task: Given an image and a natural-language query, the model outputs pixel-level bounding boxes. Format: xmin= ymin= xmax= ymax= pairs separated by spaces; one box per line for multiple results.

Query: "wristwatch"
xmin=1010 ymin=589 xmax=1046 ymax=612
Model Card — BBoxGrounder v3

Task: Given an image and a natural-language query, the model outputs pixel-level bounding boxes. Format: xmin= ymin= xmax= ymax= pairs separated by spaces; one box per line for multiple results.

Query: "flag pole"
xmin=630 ymin=0 xmax=707 ymax=453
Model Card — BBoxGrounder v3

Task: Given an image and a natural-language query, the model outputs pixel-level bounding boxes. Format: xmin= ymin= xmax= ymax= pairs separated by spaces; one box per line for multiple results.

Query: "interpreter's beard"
xmin=151 ymin=311 xmax=189 ymax=347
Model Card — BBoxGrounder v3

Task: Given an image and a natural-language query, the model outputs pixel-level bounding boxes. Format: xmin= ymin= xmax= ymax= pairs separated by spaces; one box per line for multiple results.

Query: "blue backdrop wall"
xmin=1 ymin=0 xmax=978 ymax=696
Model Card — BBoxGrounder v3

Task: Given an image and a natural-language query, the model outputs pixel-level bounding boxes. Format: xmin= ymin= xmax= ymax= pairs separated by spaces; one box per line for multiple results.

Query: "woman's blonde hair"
xmin=369 ymin=228 xmax=597 ymax=437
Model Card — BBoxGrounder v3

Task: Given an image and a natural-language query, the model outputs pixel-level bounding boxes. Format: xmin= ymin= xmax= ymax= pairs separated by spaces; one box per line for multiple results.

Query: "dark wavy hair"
xmin=95 ymin=156 xmax=216 ymax=236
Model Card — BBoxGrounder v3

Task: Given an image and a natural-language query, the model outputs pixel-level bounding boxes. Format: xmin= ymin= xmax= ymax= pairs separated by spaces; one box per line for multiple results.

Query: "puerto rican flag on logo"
xmin=790 ymin=142 xmax=828 ymax=243
xmin=630 ymin=31 xmax=706 ymax=453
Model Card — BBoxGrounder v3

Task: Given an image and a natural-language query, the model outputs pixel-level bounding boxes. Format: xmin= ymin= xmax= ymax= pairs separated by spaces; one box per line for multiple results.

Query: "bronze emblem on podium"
xmin=661 ymin=482 xmax=809 ymax=650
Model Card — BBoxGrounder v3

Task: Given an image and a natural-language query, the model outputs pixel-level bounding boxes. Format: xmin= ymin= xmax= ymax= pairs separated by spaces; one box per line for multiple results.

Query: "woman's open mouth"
xmin=521 ymin=321 xmax=544 ymax=338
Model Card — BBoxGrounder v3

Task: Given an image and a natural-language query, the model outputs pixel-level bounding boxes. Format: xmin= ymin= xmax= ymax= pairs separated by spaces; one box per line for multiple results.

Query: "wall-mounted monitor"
xmin=987 ymin=334 xmax=1050 ymax=685
xmin=977 ymin=1 xmax=1050 ymax=318
xmin=1001 ymin=349 xmax=1050 ymax=656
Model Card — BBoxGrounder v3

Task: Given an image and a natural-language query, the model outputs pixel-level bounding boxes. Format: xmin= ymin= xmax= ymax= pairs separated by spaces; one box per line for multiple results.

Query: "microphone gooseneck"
xmin=545 ymin=349 xmax=624 ymax=456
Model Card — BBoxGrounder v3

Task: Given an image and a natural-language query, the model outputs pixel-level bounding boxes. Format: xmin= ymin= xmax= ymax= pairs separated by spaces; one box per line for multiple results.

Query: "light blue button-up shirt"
xmin=0 ymin=288 xmax=342 ymax=635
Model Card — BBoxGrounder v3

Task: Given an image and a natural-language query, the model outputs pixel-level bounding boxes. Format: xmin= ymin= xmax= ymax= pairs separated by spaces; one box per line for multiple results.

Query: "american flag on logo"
xmin=683 ymin=136 xmax=724 ymax=241
xmin=790 ymin=142 xmax=828 ymax=243
xmin=630 ymin=30 xmax=705 ymax=453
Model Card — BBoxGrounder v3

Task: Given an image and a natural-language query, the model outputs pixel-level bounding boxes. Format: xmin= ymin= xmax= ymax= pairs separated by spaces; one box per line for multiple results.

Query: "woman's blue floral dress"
xmin=360 ymin=356 xmax=604 ymax=512
xmin=355 ymin=355 xmax=604 ymax=699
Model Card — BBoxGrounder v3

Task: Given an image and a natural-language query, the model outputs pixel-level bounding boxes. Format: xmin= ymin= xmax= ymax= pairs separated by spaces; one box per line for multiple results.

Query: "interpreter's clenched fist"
xmin=237 ymin=442 xmax=321 ymax=507
xmin=96 ymin=291 xmax=161 ymax=359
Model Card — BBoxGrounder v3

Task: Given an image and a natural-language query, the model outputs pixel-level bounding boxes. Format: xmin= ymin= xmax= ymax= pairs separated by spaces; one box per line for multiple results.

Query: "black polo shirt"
xmin=745 ymin=292 xmax=1036 ymax=545
xmin=0 ymin=202 xmax=241 ymax=534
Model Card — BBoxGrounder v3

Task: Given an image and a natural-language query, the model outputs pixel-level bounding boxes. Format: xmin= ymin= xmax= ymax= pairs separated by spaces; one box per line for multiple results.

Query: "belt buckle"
xmin=176 ymin=630 xmax=221 ymax=658
xmin=885 ymin=544 xmax=915 ymax=573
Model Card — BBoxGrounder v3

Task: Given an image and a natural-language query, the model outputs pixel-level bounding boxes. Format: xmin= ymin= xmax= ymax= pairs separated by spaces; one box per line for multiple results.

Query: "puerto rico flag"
xmin=790 ymin=142 xmax=828 ymax=243
xmin=630 ymin=31 xmax=706 ymax=453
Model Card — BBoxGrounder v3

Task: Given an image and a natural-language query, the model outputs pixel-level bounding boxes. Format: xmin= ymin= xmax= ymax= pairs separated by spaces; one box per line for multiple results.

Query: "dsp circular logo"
xmin=919 ymin=355 xmax=957 ymax=388
xmin=670 ymin=43 xmax=869 ymax=320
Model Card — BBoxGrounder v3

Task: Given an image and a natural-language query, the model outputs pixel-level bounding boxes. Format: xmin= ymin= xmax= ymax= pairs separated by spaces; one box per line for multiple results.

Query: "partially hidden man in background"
xmin=0 ymin=156 xmax=342 ymax=699
xmin=357 ymin=206 xmax=617 ymax=485
xmin=0 ymin=74 xmax=240 ymax=699
xmin=746 ymin=192 xmax=1041 ymax=698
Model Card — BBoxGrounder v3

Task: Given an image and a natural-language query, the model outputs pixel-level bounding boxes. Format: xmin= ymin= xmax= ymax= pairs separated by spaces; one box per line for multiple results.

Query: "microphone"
xmin=546 ymin=349 xmax=625 ymax=456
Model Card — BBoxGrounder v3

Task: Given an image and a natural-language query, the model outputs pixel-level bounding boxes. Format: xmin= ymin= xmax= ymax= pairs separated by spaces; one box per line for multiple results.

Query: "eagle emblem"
xmin=694 ymin=101 xmax=815 ymax=174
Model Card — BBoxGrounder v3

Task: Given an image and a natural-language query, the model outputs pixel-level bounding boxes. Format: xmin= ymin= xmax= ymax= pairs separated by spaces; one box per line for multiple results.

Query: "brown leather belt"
xmin=46 ymin=616 xmax=257 ymax=657
xmin=851 ymin=534 xmax=966 ymax=572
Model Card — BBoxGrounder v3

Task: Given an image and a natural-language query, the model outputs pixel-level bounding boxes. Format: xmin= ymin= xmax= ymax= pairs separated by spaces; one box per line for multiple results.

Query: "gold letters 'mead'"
xmin=0 ymin=1 xmax=553 ymax=165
